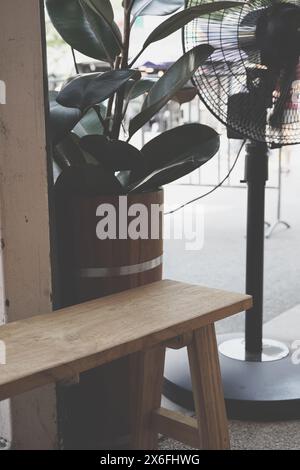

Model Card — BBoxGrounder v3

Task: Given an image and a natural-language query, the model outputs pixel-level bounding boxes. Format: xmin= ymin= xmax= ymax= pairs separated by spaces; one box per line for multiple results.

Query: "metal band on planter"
xmin=80 ymin=255 xmax=163 ymax=278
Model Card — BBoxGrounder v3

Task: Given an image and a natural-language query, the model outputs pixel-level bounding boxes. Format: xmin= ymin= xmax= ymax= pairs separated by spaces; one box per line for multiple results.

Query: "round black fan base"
xmin=164 ymin=335 xmax=300 ymax=421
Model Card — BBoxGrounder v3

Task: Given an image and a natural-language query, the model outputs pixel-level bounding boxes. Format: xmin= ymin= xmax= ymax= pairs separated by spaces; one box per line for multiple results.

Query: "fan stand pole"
xmin=245 ymin=140 xmax=267 ymax=357
xmin=219 ymin=140 xmax=290 ymax=366
xmin=164 ymin=139 xmax=300 ymax=420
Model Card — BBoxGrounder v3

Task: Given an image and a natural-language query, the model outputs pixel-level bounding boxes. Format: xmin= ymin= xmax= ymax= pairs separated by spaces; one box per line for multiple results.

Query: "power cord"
xmin=164 ymin=140 xmax=246 ymax=216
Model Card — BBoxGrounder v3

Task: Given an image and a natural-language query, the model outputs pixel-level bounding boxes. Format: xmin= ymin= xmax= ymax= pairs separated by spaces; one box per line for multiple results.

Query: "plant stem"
xmin=93 ymin=105 xmax=106 ymax=129
xmin=105 ymin=55 xmax=122 ymax=138
xmin=121 ymin=1 xmax=131 ymax=69
xmin=129 ymin=48 xmax=144 ymax=68
xmin=71 ymin=47 xmax=79 ymax=74
xmin=111 ymin=0 xmax=131 ymax=140
xmin=127 ymin=0 xmax=135 ymax=13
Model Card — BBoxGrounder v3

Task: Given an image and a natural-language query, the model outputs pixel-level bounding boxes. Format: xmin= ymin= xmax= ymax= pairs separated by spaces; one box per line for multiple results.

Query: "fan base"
xmin=219 ymin=338 xmax=289 ymax=362
xmin=164 ymin=334 xmax=300 ymax=421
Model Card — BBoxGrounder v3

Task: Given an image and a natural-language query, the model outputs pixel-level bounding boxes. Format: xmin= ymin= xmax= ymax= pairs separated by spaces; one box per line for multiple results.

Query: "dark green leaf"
xmin=129 ymin=159 xmax=198 ymax=193
xmin=81 ymin=0 xmax=114 ymax=23
xmin=123 ymin=78 xmax=158 ymax=116
xmin=79 ymin=0 xmax=122 ymax=64
xmin=55 ymin=165 xmax=124 ymax=196
xmin=131 ymin=0 xmax=183 ymax=21
xmin=53 ymin=133 xmax=87 ymax=170
xmin=143 ymin=2 xmax=244 ymax=49
xmin=129 ymin=44 xmax=214 ymax=138
xmin=49 ymin=91 xmax=82 ymax=145
xmin=57 ymin=70 xmax=141 ymax=113
xmin=117 ymin=170 xmax=132 ymax=188
xmin=125 ymin=78 xmax=157 ymax=101
xmin=73 ymin=106 xmax=106 ymax=137
xmin=46 ymin=0 xmax=121 ymax=63
xmin=80 ymin=135 xmax=145 ymax=172
xmin=129 ymin=124 xmax=220 ymax=192
xmin=143 ymin=123 xmax=220 ymax=170
xmin=171 ymin=83 xmax=197 ymax=105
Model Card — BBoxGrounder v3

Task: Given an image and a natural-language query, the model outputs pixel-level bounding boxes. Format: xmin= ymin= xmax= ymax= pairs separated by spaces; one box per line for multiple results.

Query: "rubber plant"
xmin=47 ymin=0 xmax=243 ymax=195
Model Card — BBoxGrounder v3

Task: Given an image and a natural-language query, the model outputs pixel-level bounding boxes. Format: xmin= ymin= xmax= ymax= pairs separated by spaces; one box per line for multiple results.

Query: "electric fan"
xmin=164 ymin=0 xmax=300 ymax=419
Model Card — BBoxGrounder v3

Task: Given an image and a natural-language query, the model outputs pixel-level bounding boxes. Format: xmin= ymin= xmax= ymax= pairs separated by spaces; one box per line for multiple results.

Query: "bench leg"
xmin=188 ymin=324 xmax=230 ymax=450
xmin=130 ymin=346 xmax=166 ymax=450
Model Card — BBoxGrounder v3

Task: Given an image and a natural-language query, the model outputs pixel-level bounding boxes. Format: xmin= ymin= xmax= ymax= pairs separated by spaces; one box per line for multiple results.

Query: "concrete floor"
xmin=162 ymin=144 xmax=300 ymax=450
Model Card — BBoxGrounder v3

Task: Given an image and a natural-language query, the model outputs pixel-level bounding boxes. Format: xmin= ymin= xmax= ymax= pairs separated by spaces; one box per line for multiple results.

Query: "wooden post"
xmin=130 ymin=347 xmax=166 ymax=450
xmin=0 ymin=0 xmax=58 ymax=449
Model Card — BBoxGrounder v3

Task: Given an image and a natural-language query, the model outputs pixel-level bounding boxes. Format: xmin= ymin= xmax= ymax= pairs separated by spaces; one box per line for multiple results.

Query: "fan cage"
xmin=184 ymin=0 xmax=300 ymax=146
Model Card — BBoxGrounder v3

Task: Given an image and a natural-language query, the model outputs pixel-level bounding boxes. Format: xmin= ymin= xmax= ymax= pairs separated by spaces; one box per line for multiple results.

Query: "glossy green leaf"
xmin=123 ymin=78 xmax=157 ymax=116
xmin=131 ymin=0 xmax=183 ymax=21
xmin=129 ymin=124 xmax=220 ymax=192
xmin=53 ymin=133 xmax=87 ymax=170
xmin=73 ymin=106 xmax=106 ymax=138
xmin=117 ymin=170 xmax=132 ymax=189
xmin=46 ymin=0 xmax=121 ymax=63
xmin=57 ymin=70 xmax=141 ymax=113
xmin=81 ymin=0 xmax=114 ymax=23
xmin=125 ymin=78 xmax=157 ymax=101
xmin=55 ymin=165 xmax=124 ymax=196
xmin=142 ymin=123 xmax=219 ymax=170
xmin=80 ymin=135 xmax=145 ymax=172
xmin=128 ymin=44 xmax=214 ymax=138
xmin=49 ymin=91 xmax=82 ymax=145
xmin=79 ymin=0 xmax=122 ymax=64
xmin=129 ymin=159 xmax=198 ymax=193
xmin=171 ymin=83 xmax=197 ymax=105
xmin=143 ymin=2 xmax=244 ymax=49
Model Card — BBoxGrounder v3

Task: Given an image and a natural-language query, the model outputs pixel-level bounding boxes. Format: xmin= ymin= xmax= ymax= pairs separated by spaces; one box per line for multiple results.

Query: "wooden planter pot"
xmin=55 ymin=188 xmax=164 ymax=449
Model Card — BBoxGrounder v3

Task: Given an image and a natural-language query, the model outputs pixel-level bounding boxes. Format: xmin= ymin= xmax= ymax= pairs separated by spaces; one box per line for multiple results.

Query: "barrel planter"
xmin=55 ymin=188 xmax=164 ymax=449
xmin=72 ymin=190 xmax=163 ymax=302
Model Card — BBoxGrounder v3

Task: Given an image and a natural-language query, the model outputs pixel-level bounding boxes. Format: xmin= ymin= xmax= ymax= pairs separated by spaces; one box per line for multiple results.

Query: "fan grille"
xmin=184 ymin=0 xmax=300 ymax=146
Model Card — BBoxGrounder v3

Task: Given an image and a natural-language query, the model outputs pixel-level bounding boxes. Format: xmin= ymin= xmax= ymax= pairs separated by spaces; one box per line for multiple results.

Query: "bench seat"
xmin=0 ymin=280 xmax=251 ymax=403
xmin=0 ymin=280 xmax=252 ymax=450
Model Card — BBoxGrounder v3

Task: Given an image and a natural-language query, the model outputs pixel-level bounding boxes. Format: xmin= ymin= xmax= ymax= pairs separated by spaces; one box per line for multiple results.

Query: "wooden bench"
xmin=0 ymin=280 xmax=252 ymax=450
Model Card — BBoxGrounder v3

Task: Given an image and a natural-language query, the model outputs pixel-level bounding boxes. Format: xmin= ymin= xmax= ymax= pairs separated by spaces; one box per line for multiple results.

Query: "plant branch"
xmin=121 ymin=0 xmax=131 ymax=69
xmin=105 ymin=55 xmax=122 ymax=138
xmin=129 ymin=48 xmax=144 ymax=68
xmin=127 ymin=0 xmax=135 ymax=13
xmin=111 ymin=0 xmax=132 ymax=140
